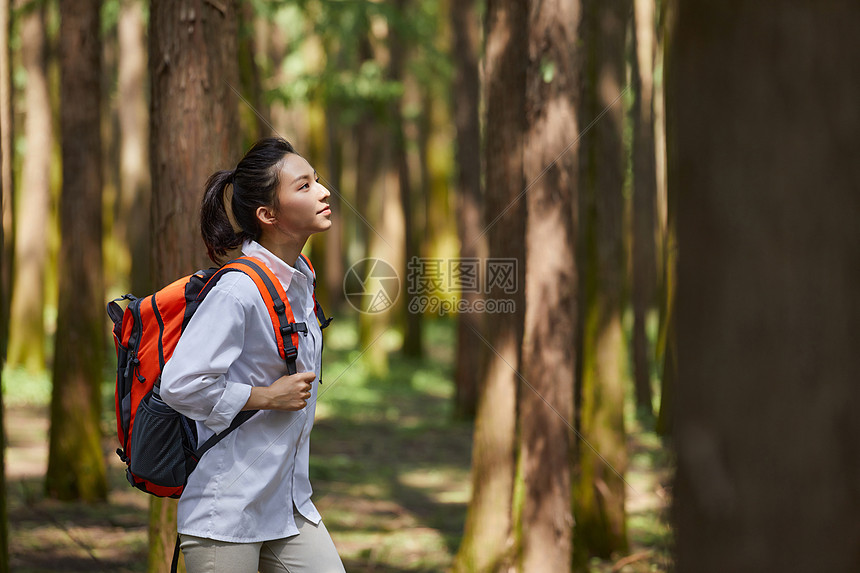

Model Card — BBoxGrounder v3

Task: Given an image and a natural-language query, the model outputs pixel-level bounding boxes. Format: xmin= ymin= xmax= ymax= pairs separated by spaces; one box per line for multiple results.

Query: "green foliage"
xmin=256 ymin=0 xmax=452 ymax=126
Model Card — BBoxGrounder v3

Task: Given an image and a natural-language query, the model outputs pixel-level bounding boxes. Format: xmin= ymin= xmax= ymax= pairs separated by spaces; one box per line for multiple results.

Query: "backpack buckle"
xmin=281 ymin=322 xmax=307 ymax=336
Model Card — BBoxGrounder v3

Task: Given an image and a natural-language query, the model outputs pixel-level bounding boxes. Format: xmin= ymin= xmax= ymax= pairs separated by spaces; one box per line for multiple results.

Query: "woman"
xmin=161 ymin=137 xmax=345 ymax=573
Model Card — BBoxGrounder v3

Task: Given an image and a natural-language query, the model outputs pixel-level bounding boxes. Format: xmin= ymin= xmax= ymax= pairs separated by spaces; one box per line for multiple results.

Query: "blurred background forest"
xmin=1 ymin=0 xmax=859 ymax=572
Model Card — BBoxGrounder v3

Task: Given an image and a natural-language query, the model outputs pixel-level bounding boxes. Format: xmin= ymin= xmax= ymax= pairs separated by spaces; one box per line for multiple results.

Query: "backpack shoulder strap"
xmin=199 ymin=256 xmax=305 ymax=373
xmin=190 ymin=255 xmax=306 ymax=459
xmin=298 ymin=253 xmax=333 ymax=329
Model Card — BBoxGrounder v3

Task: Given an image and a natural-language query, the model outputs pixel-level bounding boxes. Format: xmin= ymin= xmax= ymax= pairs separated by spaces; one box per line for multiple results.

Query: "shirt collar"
xmin=241 ymin=240 xmax=312 ymax=291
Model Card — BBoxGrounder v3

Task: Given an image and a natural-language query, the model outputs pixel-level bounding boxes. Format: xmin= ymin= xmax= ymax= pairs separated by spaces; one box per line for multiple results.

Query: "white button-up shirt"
xmin=161 ymin=240 xmax=322 ymax=542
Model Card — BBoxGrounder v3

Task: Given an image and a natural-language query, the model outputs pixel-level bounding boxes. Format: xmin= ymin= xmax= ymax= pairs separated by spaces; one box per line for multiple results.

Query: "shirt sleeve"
xmin=160 ymin=279 xmax=253 ymax=434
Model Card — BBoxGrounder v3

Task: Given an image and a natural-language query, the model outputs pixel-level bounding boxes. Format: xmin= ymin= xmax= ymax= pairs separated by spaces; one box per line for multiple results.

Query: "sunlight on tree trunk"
xmin=516 ymin=0 xmax=581 ymax=569
xmin=0 ymin=2 xmax=10 ymax=566
xmin=8 ymin=3 xmax=52 ymax=374
xmin=148 ymin=0 xmax=241 ymax=569
xmin=46 ymin=0 xmax=108 ymax=503
xmin=0 ymin=0 xmax=13 ymax=359
xmin=630 ymin=0 xmax=658 ymax=419
xmin=118 ymin=0 xmax=151 ymax=296
xmin=452 ymin=0 xmax=527 ymax=570
xmin=573 ymin=0 xmax=630 ymax=565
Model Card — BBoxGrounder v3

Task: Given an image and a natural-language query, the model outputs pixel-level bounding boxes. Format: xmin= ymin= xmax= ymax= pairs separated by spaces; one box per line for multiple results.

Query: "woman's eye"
xmin=299 ymin=182 xmax=310 ymax=190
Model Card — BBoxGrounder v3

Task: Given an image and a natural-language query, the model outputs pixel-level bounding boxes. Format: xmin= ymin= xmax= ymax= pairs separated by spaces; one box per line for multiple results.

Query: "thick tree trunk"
xmin=630 ymin=0 xmax=658 ymax=418
xmin=673 ymin=3 xmax=860 ymax=571
xmin=452 ymin=0 xmax=527 ymax=570
xmin=517 ymin=0 xmax=581 ymax=570
xmin=8 ymin=3 xmax=51 ymax=373
xmin=450 ymin=0 xmax=484 ymax=420
xmin=45 ymin=0 xmax=107 ymax=502
xmin=574 ymin=0 xmax=630 ymax=564
xmin=148 ymin=1 xmax=241 ymax=570
xmin=118 ymin=0 xmax=151 ymax=296
xmin=149 ymin=0 xmax=241 ymax=276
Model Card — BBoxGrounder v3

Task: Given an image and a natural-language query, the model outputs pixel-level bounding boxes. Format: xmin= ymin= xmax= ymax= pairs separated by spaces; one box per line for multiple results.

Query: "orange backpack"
xmin=108 ymin=255 xmax=331 ymax=498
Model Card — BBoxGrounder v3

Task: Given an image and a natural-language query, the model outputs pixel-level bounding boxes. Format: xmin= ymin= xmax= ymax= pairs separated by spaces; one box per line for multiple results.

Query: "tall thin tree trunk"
xmin=452 ymin=0 xmax=527 ymax=570
xmin=8 ymin=2 xmax=51 ymax=373
xmin=673 ymin=3 xmax=860 ymax=571
xmin=323 ymin=105 xmax=344 ymax=310
xmin=630 ymin=0 xmax=658 ymax=418
xmin=0 ymin=0 xmax=11 ymax=565
xmin=148 ymin=0 xmax=241 ymax=569
xmin=574 ymin=0 xmax=630 ymax=564
xmin=391 ymin=0 xmax=422 ymax=359
xmin=517 ymin=0 xmax=581 ymax=569
xmin=450 ymin=0 xmax=484 ymax=420
xmin=0 ymin=0 xmax=13 ymax=362
xmin=118 ymin=0 xmax=151 ymax=296
xmin=654 ymin=0 xmax=675 ymax=439
xmin=45 ymin=0 xmax=107 ymax=502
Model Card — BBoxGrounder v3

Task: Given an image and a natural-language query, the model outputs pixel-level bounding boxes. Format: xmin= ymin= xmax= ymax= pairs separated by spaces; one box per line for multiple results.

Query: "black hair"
xmin=200 ymin=137 xmax=297 ymax=262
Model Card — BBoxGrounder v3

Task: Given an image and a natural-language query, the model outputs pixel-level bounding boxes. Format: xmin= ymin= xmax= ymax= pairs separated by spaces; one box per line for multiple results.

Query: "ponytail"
xmin=200 ymin=169 xmax=243 ymax=263
xmin=200 ymin=137 xmax=298 ymax=263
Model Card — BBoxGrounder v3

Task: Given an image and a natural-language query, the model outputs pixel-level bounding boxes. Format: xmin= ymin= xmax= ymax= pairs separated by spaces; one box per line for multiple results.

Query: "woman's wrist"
xmin=243 ymin=386 xmax=271 ymax=411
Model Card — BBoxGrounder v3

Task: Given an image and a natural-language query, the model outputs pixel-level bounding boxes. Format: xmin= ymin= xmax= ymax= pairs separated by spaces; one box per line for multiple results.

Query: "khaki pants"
xmin=179 ymin=513 xmax=345 ymax=573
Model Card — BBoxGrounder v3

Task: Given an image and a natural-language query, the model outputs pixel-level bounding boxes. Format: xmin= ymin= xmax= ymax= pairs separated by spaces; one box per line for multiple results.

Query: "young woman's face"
xmin=269 ymin=153 xmax=332 ymax=239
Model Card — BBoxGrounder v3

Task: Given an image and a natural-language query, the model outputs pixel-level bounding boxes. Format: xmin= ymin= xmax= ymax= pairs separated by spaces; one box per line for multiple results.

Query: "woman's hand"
xmin=243 ymin=371 xmax=316 ymax=412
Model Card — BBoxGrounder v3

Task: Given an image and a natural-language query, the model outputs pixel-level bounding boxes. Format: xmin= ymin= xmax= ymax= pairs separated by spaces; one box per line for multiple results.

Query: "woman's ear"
xmin=256 ymin=205 xmax=277 ymax=227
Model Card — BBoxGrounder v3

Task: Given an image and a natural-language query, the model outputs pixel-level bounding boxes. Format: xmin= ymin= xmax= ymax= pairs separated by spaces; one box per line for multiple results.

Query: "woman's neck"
xmin=257 ymin=236 xmax=307 ymax=268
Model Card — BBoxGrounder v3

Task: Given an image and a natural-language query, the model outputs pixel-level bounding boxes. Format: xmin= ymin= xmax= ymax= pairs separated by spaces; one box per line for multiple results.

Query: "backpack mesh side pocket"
xmin=128 ymin=390 xmax=190 ymax=488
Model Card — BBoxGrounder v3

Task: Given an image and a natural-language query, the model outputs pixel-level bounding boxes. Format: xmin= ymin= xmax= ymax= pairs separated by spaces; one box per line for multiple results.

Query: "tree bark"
xmin=450 ymin=0 xmax=484 ymax=420
xmin=118 ymin=0 xmax=151 ymax=296
xmin=148 ymin=0 xmax=241 ymax=569
xmin=630 ymin=0 xmax=658 ymax=418
xmin=0 ymin=1 xmax=10 ymax=566
xmin=149 ymin=0 xmax=241 ymax=277
xmin=0 ymin=0 xmax=13 ymax=362
xmin=452 ymin=0 xmax=527 ymax=570
xmin=574 ymin=0 xmax=630 ymax=563
xmin=8 ymin=2 xmax=52 ymax=373
xmin=45 ymin=0 xmax=108 ymax=502
xmin=673 ymin=3 xmax=860 ymax=571
xmin=517 ymin=0 xmax=581 ymax=570
xmin=654 ymin=0 xmax=675 ymax=439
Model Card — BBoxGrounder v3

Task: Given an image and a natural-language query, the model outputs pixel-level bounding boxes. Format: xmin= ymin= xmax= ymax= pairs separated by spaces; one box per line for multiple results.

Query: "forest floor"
xmin=4 ymin=319 xmax=673 ymax=572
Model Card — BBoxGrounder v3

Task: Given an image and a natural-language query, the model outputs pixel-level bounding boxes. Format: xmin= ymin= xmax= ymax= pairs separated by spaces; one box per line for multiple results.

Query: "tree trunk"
xmin=630 ymin=0 xmax=658 ymax=419
xmin=118 ymin=0 xmax=151 ymax=296
xmin=391 ymin=0 xmax=422 ymax=359
xmin=654 ymin=0 xmax=676 ymax=439
xmin=237 ymin=0 xmax=268 ymax=146
xmin=322 ymin=105 xmax=344 ymax=311
xmin=8 ymin=2 xmax=51 ymax=373
xmin=358 ymin=14 xmax=405 ymax=377
xmin=673 ymin=3 xmax=860 ymax=571
xmin=148 ymin=0 xmax=241 ymax=569
xmin=452 ymin=0 xmax=527 ymax=570
xmin=517 ymin=0 xmax=581 ymax=570
xmin=0 ymin=2 xmax=11 ymax=567
xmin=45 ymin=0 xmax=107 ymax=502
xmin=0 ymin=0 xmax=13 ymax=362
xmin=149 ymin=0 xmax=241 ymax=277
xmin=450 ymin=0 xmax=484 ymax=420
xmin=573 ymin=0 xmax=630 ymax=564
